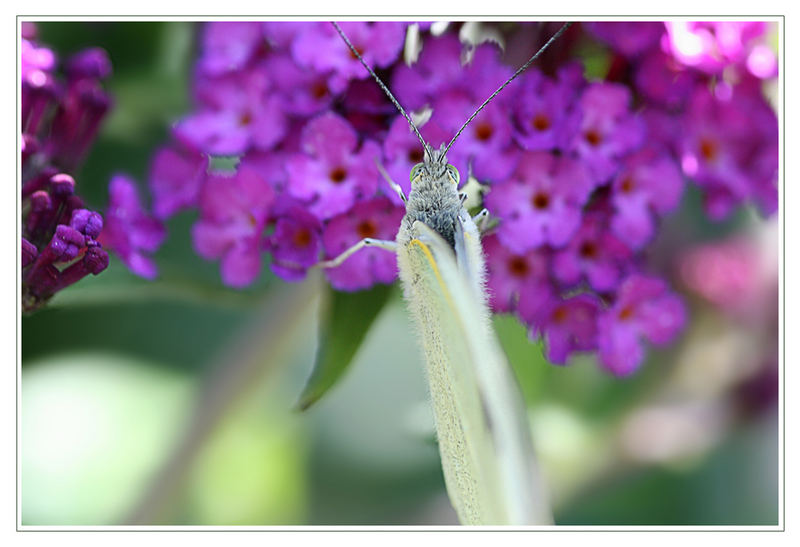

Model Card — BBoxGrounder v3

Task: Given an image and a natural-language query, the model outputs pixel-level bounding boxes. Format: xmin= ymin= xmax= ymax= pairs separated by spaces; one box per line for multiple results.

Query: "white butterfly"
xmin=322 ymin=21 xmax=571 ymax=525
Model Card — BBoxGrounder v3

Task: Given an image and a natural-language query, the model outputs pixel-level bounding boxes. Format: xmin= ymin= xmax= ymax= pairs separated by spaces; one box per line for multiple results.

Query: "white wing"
xmin=396 ymin=218 xmax=551 ymax=525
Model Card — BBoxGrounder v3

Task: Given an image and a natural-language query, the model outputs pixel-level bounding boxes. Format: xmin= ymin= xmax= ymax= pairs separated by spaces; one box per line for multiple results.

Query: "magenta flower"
xmin=264 ymin=52 xmax=339 ymax=116
xmin=192 ymin=166 xmax=275 ymax=287
xmin=286 ymin=112 xmax=381 ymax=220
xmin=435 ymin=91 xmax=519 ymax=182
xmin=610 ymin=146 xmax=685 ymax=250
xmin=511 ymin=65 xmax=583 ymax=152
xmin=483 ymin=233 xmax=550 ymax=314
xmin=175 ymin=69 xmax=287 ymax=156
xmin=597 ymin=274 xmax=686 ymax=376
xmin=569 ymin=82 xmax=645 ymax=184
xmin=528 ymin=292 xmax=602 ymax=365
xmin=485 ymin=151 xmax=593 ymax=253
xmin=268 ymin=199 xmax=323 ymax=282
xmin=634 ymin=50 xmax=697 ymax=109
xmin=149 ymin=145 xmax=209 ymax=220
xmin=322 ymin=197 xmax=404 ymax=291
xmin=552 ymin=212 xmax=633 ymax=292
xmin=391 ymin=33 xmax=465 ymax=111
xmin=585 ymin=22 xmax=664 ymax=58
xmin=99 ymin=175 xmax=166 ymax=279
xmin=663 ymin=22 xmax=776 ymax=78
xmin=291 ymin=22 xmax=407 ymax=89
xmin=197 ymin=22 xmax=265 ymax=77
xmin=678 ymin=83 xmax=777 ymax=219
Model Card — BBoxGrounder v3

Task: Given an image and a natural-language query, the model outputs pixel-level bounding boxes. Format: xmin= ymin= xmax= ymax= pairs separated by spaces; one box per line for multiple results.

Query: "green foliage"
xmin=296 ymin=283 xmax=394 ymax=410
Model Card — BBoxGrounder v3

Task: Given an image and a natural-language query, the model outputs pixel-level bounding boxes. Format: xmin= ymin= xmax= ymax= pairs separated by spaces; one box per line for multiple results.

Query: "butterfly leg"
xmin=374 ymin=159 xmax=407 ymax=203
xmin=472 ymin=208 xmax=491 ymax=233
xmin=317 ymin=238 xmax=397 ymax=269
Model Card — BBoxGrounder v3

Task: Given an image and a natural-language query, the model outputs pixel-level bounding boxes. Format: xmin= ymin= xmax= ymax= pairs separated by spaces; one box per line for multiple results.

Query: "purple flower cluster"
xmin=21 ymin=26 xmax=165 ymax=312
xmin=151 ymin=21 xmax=778 ymax=375
xmin=21 ymin=27 xmax=113 ymax=312
xmin=151 ymin=21 xmax=410 ymax=289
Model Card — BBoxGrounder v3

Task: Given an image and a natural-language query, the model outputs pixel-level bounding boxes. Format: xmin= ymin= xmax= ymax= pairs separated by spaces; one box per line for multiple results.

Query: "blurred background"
xmin=20 ymin=21 xmax=780 ymax=526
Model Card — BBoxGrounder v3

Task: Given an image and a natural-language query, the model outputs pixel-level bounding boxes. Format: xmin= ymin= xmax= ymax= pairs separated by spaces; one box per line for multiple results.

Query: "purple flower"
xmin=65 ymin=48 xmax=112 ymax=81
xmin=197 ymin=22 xmax=265 ymax=77
xmin=511 ymin=65 xmax=583 ymax=152
xmin=634 ymin=50 xmax=696 ymax=110
xmin=484 ymin=151 xmax=593 ymax=253
xmin=262 ymin=21 xmax=311 ymax=50
xmin=552 ymin=211 xmax=633 ymax=292
xmin=268 ymin=200 xmax=323 ymax=282
xmin=585 ymin=22 xmax=664 ymax=58
xmin=597 ymin=274 xmax=686 ymax=376
xmin=149 ymin=145 xmax=209 ymax=220
xmin=482 ymin=233 xmax=549 ymax=314
xmin=286 ymin=112 xmax=381 ymax=220
xmin=678 ymin=83 xmax=777 ymax=219
xmin=435 ymin=90 xmax=519 ymax=182
xmin=610 ymin=146 xmax=684 ymax=250
xmin=264 ymin=52 xmax=339 ymax=116
xmin=46 ymin=78 xmax=112 ymax=172
xmin=291 ymin=22 xmax=407 ymax=89
xmin=99 ymin=174 xmax=166 ymax=279
xmin=663 ymin=22 xmax=775 ymax=77
xmin=391 ymin=34 xmax=465 ymax=111
xmin=192 ymin=165 xmax=275 ymax=287
xmin=20 ymin=32 xmax=115 ymax=312
xmin=528 ymin=291 xmax=602 ymax=365
xmin=569 ymin=82 xmax=645 ymax=184
xmin=175 ymin=69 xmax=287 ymax=156
xmin=322 ymin=197 xmax=404 ymax=291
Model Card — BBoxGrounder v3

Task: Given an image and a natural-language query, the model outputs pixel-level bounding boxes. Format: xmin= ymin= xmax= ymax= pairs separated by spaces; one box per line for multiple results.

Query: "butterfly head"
xmin=410 ymin=143 xmax=460 ymax=188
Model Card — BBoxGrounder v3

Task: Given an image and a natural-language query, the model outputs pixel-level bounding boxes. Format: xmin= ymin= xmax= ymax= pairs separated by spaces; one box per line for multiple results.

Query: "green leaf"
xmin=295 ymin=284 xmax=393 ymax=411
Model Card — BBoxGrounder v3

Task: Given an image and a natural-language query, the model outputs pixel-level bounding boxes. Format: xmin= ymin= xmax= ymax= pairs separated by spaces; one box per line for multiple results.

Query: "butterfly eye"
xmin=446 ymin=164 xmax=460 ymax=186
xmin=410 ymin=163 xmax=424 ymax=184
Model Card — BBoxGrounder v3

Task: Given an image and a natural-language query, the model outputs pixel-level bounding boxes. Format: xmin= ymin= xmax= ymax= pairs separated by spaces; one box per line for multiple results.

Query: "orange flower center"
xmin=293 ymin=228 xmax=312 ymax=247
xmin=357 ymin=220 xmax=377 ymax=239
xmin=508 ymin=256 xmax=529 ymax=277
xmin=532 ymin=113 xmax=551 ymax=131
xmin=532 ymin=192 xmax=550 ymax=210
xmin=329 ymin=166 xmax=347 ymax=184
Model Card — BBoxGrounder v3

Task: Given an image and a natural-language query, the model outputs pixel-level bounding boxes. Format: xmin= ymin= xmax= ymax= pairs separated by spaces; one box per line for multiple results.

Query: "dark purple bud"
xmin=22 ymin=165 xmax=58 ymax=198
xmin=22 ymin=238 xmax=38 ymax=268
xmin=53 ymin=246 xmax=109 ymax=292
xmin=21 ymin=133 xmax=39 ymax=167
xmin=66 ymin=48 xmax=112 ymax=80
xmin=21 ymin=70 xmax=61 ymax=134
xmin=25 ymin=191 xmax=53 ymax=239
xmin=83 ymin=246 xmax=109 ymax=274
xmin=49 ymin=82 xmax=112 ymax=170
xmin=49 ymin=173 xmax=75 ymax=197
xmin=49 ymin=224 xmax=86 ymax=262
xmin=29 ymin=190 xmax=52 ymax=212
xmin=70 ymin=208 xmax=104 ymax=239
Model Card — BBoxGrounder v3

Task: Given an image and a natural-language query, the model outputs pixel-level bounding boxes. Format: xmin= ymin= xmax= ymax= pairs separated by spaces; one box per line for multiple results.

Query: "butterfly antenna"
xmin=332 ymin=21 xmax=431 ymax=161
xmin=442 ymin=21 xmax=573 ymax=156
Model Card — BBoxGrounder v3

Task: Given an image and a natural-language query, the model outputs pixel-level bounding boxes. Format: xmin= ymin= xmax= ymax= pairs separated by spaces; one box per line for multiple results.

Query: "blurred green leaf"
xmin=295 ymin=284 xmax=393 ymax=410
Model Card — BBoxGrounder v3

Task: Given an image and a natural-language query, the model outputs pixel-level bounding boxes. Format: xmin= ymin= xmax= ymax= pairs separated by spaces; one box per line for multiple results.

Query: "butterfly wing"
xmin=397 ymin=218 xmax=551 ymax=525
